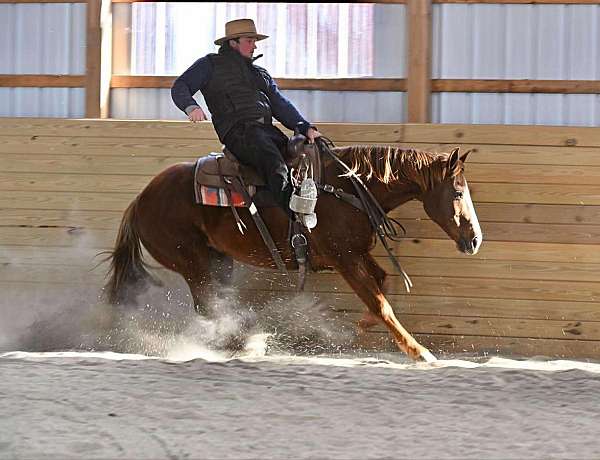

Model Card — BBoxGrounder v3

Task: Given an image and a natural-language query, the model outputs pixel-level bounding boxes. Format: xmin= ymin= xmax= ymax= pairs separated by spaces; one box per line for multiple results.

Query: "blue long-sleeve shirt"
xmin=171 ymin=55 xmax=311 ymax=132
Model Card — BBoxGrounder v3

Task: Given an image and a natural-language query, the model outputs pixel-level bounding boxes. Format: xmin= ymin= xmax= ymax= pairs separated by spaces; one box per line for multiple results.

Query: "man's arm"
xmin=263 ymin=73 xmax=321 ymax=142
xmin=171 ymin=56 xmax=212 ymax=118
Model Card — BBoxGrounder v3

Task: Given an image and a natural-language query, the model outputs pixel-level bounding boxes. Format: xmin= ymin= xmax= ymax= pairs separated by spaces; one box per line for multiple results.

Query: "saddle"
xmin=194 ymin=136 xmax=322 ymax=207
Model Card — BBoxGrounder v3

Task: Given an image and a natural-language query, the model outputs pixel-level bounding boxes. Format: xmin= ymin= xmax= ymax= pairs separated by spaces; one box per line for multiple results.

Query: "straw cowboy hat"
xmin=214 ymin=19 xmax=269 ymax=46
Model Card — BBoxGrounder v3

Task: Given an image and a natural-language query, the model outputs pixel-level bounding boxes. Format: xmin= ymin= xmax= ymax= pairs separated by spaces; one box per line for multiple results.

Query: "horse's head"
xmin=421 ymin=148 xmax=482 ymax=255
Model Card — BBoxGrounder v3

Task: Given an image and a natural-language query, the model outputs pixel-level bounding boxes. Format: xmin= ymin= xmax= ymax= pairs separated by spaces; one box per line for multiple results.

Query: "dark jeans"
xmin=224 ymin=122 xmax=292 ymax=214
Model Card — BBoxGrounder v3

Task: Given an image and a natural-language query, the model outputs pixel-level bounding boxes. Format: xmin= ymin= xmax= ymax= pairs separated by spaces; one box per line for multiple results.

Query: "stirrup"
xmin=298 ymin=212 xmax=317 ymax=229
xmin=289 ymin=178 xmax=317 ymax=214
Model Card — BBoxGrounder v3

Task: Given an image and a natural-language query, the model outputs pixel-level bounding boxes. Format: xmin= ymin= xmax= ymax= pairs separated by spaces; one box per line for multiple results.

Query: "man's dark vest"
xmin=201 ymin=49 xmax=272 ymax=142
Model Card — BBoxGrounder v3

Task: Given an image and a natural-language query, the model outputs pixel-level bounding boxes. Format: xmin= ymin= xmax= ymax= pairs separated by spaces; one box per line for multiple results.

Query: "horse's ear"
xmin=447 ymin=148 xmax=460 ymax=176
xmin=460 ymin=149 xmax=472 ymax=163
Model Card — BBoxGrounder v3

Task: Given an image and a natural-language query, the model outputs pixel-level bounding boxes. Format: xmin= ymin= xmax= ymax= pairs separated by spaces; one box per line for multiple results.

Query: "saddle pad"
xmin=199 ymin=185 xmax=256 ymax=207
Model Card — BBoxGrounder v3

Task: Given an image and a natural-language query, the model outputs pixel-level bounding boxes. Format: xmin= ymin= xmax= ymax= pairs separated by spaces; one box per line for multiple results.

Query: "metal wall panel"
xmin=0 ymin=3 xmax=86 ymax=117
xmin=432 ymin=4 xmax=600 ymax=126
xmin=110 ymin=88 xmax=406 ymax=123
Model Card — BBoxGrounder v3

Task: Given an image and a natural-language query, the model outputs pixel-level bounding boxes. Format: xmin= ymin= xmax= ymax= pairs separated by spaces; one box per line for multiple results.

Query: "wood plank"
xmin=401 ymin=143 xmax=600 ymax=166
xmin=466 ymin=163 xmax=600 ymax=186
xmin=3 ymin=156 xmax=600 ymax=188
xmin=0 ymin=172 xmax=151 ymax=193
xmin=316 ymin=292 xmax=600 ymax=322
xmin=3 ymin=183 xmax=599 ymax=211
xmin=467 ymin=182 xmax=600 ymax=205
xmin=0 ymin=226 xmax=115 ymax=248
xmin=359 ymin=333 xmax=600 ymax=359
xmin=0 ymin=118 xmax=220 ymax=140
xmin=111 ymin=75 xmax=408 ymax=92
xmin=0 ymin=200 xmax=600 ymax=232
xmin=3 ymin=119 xmax=600 ymax=147
xmin=0 ymin=153 xmax=193 ymax=175
xmin=234 ymin=272 xmax=600 ymax=303
xmin=347 ymin=313 xmax=600 ymax=341
xmin=109 ymin=75 xmax=600 ymax=94
xmin=0 ymin=75 xmax=85 ymax=88
xmin=407 ymin=0 xmax=432 ymax=122
xmin=396 ymin=218 xmax=600 ymax=244
xmin=4 ymin=137 xmax=600 ymax=167
xmin=0 ymin=135 xmax=219 ymax=156
xmin=373 ymin=239 xmax=600 ymax=263
xmin=375 ymin=257 xmax=600 ymax=283
xmin=0 ymin=247 xmax=111 ymax=267
xmin=432 ymin=79 xmax=600 ymax=94
xmin=392 ymin=201 xmax=600 ymax=226
xmin=0 ymin=190 xmax=136 ymax=211
xmin=0 ymin=209 xmax=121 ymax=229
xmin=398 ymin=124 xmax=600 ymax=147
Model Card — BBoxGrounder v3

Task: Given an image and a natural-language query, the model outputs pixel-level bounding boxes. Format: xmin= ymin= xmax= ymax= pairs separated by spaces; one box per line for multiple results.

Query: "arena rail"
xmin=1 ymin=118 xmax=599 ymax=358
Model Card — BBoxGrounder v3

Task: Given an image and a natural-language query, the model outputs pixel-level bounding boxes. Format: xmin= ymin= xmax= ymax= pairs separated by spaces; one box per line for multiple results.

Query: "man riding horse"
xmin=171 ymin=18 xmax=321 ymax=225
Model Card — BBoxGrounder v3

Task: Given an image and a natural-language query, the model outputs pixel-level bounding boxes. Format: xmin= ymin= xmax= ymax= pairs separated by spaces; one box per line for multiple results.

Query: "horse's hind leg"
xmin=338 ymin=254 xmax=436 ymax=362
xmin=142 ymin=230 xmax=214 ymax=315
xmin=208 ymin=247 xmax=233 ymax=287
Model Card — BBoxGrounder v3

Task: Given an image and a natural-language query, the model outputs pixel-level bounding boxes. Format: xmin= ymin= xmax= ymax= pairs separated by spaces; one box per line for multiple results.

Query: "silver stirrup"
xmin=289 ymin=177 xmax=317 ymax=229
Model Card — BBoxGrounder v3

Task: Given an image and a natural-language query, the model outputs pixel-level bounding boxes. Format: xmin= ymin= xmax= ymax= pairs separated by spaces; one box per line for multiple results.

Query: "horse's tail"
xmin=103 ymin=197 xmax=161 ymax=305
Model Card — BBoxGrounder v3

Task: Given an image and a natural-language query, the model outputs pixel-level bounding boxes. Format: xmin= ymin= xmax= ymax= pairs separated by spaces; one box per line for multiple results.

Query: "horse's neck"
xmin=367 ymin=180 xmax=420 ymax=213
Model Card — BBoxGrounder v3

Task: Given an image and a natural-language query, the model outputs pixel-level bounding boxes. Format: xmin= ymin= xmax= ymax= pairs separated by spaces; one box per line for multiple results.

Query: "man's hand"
xmin=188 ymin=107 xmax=207 ymax=122
xmin=306 ymin=127 xmax=321 ymax=143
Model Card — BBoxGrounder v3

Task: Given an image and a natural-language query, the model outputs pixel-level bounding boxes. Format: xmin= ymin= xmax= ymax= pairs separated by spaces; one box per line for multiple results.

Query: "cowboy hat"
xmin=214 ymin=19 xmax=268 ymax=46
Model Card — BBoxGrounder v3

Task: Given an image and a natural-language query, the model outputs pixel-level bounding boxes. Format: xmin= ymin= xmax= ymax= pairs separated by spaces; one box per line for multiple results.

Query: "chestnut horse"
xmin=104 ymin=145 xmax=482 ymax=361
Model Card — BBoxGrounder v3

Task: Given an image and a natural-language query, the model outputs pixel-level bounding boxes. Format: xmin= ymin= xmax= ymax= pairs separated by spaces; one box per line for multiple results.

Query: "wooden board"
xmin=4 ymin=155 xmax=600 ymax=186
xmin=2 ymin=119 xmax=600 ymax=147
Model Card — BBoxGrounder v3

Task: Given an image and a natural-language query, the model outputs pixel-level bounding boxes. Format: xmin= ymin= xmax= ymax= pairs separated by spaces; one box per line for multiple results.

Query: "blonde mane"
xmin=332 ymin=145 xmax=451 ymax=191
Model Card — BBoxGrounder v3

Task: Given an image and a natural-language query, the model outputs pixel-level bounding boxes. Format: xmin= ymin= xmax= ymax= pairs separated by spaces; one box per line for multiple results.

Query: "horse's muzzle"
xmin=458 ymin=234 xmax=482 ymax=255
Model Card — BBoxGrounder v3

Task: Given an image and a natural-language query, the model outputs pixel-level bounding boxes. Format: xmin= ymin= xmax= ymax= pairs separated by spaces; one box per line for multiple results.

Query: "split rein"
xmin=314 ymin=136 xmax=413 ymax=292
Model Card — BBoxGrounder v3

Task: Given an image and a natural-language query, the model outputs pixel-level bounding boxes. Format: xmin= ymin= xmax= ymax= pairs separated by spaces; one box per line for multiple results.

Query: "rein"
xmin=315 ymin=137 xmax=413 ymax=292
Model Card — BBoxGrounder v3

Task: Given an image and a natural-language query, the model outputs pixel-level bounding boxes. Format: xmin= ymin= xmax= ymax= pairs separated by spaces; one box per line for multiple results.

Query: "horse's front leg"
xmin=338 ymin=254 xmax=436 ymax=362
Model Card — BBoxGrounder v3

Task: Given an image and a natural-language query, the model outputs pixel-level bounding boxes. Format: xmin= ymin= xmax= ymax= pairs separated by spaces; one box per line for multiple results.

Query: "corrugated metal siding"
xmin=0 ymin=3 xmax=86 ymax=117
xmin=432 ymin=4 xmax=600 ymax=126
xmin=111 ymin=88 xmax=406 ymax=123
xmin=110 ymin=3 xmax=407 ymax=122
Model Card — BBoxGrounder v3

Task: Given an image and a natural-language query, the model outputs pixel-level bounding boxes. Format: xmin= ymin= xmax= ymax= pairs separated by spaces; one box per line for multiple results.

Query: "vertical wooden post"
xmin=86 ymin=0 xmax=111 ymax=118
xmin=407 ymin=0 xmax=432 ymax=123
xmin=99 ymin=0 xmax=113 ymax=118
xmin=86 ymin=0 xmax=101 ymax=118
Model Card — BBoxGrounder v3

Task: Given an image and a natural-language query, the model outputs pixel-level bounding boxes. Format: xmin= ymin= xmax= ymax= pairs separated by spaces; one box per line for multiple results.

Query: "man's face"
xmin=231 ymin=37 xmax=257 ymax=59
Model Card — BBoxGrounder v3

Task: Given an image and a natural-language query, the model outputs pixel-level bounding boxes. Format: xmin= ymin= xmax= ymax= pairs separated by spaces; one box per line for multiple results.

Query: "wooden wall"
xmin=1 ymin=118 xmax=599 ymax=359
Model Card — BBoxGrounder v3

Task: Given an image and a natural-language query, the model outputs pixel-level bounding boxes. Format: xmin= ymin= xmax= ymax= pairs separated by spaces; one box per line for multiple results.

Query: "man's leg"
xmin=225 ymin=124 xmax=292 ymax=214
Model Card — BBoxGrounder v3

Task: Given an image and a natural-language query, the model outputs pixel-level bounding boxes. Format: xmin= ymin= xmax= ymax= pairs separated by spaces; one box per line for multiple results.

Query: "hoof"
xmin=419 ymin=349 xmax=437 ymax=363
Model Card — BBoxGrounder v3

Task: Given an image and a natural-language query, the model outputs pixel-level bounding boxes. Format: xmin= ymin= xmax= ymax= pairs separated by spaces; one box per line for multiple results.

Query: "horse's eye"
xmin=454 ymin=191 xmax=463 ymax=200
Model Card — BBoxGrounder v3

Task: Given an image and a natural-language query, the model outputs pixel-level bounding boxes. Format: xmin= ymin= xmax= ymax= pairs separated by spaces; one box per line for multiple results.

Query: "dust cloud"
xmin=1 ymin=257 xmax=356 ymax=359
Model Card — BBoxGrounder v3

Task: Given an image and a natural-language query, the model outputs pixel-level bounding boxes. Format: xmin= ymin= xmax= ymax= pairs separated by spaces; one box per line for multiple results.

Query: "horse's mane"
xmin=332 ymin=145 xmax=450 ymax=191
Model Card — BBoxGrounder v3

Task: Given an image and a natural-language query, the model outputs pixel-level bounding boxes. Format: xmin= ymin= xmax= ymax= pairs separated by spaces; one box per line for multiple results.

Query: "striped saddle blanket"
xmin=198 ymin=184 xmax=257 ymax=208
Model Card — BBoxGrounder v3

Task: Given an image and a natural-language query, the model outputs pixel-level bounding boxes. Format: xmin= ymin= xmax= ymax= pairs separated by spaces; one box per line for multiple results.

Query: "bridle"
xmin=315 ymin=137 xmax=413 ymax=292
